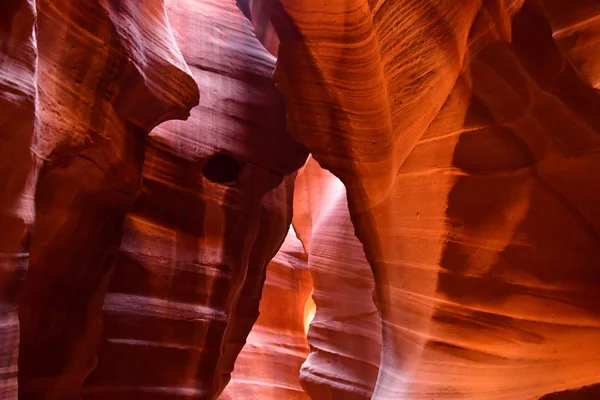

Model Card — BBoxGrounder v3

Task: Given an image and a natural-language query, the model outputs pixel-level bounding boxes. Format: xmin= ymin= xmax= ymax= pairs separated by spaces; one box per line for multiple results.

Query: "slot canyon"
xmin=1 ymin=0 xmax=600 ymax=399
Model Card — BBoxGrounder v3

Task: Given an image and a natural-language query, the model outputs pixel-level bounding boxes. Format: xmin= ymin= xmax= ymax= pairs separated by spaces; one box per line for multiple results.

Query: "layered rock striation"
xmin=0 ymin=1 xmax=38 ymax=397
xmin=3 ymin=0 xmax=200 ymax=398
xmin=258 ymin=0 xmax=600 ymax=398
xmin=220 ymin=228 xmax=312 ymax=400
xmin=81 ymin=0 xmax=307 ymax=398
xmin=293 ymin=158 xmax=381 ymax=400
xmin=2 ymin=0 xmax=600 ymax=399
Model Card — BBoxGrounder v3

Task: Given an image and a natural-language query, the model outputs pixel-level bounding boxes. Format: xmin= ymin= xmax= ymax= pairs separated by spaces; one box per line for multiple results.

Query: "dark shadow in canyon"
xmin=432 ymin=1 xmax=600 ymax=394
xmin=539 ymin=383 xmax=600 ymax=399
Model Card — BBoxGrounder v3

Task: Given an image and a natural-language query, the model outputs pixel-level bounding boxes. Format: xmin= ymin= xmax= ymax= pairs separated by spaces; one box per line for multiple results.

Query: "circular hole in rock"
xmin=202 ymin=154 xmax=240 ymax=185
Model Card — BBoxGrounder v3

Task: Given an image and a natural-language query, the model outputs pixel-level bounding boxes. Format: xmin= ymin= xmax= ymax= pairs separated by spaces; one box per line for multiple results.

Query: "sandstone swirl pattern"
xmin=2 ymin=0 xmax=199 ymax=398
xmin=80 ymin=0 xmax=307 ymax=399
xmin=293 ymin=157 xmax=381 ymax=400
xmin=220 ymin=228 xmax=312 ymax=400
xmin=0 ymin=1 xmax=38 ymax=398
xmin=257 ymin=0 xmax=600 ymax=398
xmin=2 ymin=0 xmax=600 ymax=399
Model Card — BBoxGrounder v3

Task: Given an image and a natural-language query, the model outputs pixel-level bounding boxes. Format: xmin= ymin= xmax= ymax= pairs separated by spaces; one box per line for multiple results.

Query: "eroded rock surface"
xmin=80 ymin=0 xmax=307 ymax=399
xmin=2 ymin=0 xmax=199 ymax=398
xmin=294 ymin=158 xmax=381 ymax=400
xmin=2 ymin=0 xmax=600 ymax=399
xmin=220 ymin=228 xmax=312 ymax=400
xmin=258 ymin=0 xmax=600 ymax=398
xmin=0 ymin=1 xmax=38 ymax=397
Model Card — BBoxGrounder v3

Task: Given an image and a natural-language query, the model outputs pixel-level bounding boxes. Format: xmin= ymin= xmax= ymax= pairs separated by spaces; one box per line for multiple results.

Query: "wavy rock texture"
xmin=0 ymin=1 xmax=38 ymax=397
xmin=260 ymin=0 xmax=495 ymax=395
xmin=259 ymin=0 xmax=600 ymax=398
xmin=541 ymin=0 xmax=600 ymax=89
xmin=293 ymin=157 xmax=381 ymax=400
xmin=1 ymin=0 xmax=199 ymax=398
xmin=2 ymin=0 xmax=600 ymax=399
xmin=80 ymin=0 xmax=307 ymax=399
xmin=220 ymin=228 xmax=312 ymax=400
xmin=236 ymin=0 xmax=279 ymax=57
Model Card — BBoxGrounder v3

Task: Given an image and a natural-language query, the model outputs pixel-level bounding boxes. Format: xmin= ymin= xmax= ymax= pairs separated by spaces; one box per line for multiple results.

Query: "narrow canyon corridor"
xmin=1 ymin=0 xmax=600 ymax=399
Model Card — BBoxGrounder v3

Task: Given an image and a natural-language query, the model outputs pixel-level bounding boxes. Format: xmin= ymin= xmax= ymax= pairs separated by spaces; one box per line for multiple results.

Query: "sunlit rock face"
xmin=260 ymin=0 xmax=600 ymax=398
xmin=293 ymin=158 xmax=381 ymax=400
xmin=220 ymin=228 xmax=312 ymax=400
xmin=2 ymin=0 xmax=600 ymax=399
xmin=2 ymin=0 xmax=199 ymax=398
xmin=79 ymin=0 xmax=307 ymax=399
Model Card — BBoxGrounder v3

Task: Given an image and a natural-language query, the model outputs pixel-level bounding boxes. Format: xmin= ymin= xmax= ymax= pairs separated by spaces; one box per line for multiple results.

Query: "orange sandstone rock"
xmin=261 ymin=0 xmax=600 ymax=398
xmin=294 ymin=157 xmax=381 ymax=400
xmin=80 ymin=0 xmax=307 ymax=399
xmin=1 ymin=0 xmax=600 ymax=399
xmin=220 ymin=228 xmax=312 ymax=400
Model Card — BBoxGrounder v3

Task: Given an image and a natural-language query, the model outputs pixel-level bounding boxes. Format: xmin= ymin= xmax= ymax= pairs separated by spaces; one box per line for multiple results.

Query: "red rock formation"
xmin=2 ymin=0 xmax=600 ymax=399
xmin=261 ymin=0 xmax=492 ymax=395
xmin=1 ymin=0 xmax=200 ymax=399
xmin=237 ymin=0 xmax=279 ymax=57
xmin=220 ymin=228 xmax=312 ymax=400
xmin=541 ymin=0 xmax=600 ymax=89
xmin=261 ymin=0 xmax=600 ymax=398
xmin=79 ymin=0 xmax=307 ymax=399
xmin=294 ymin=157 xmax=381 ymax=400
xmin=0 ymin=1 xmax=38 ymax=397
